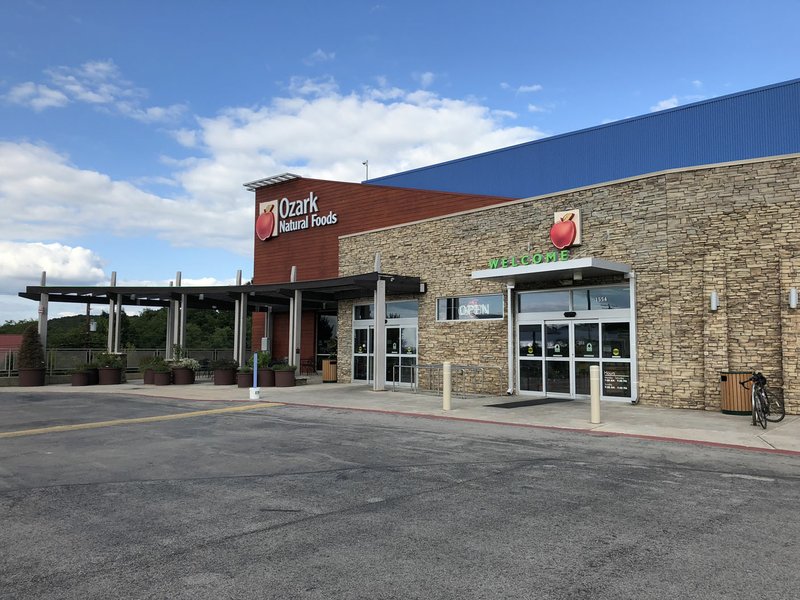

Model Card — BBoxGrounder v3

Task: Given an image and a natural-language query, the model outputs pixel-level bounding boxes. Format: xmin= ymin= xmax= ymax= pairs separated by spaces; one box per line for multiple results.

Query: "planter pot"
xmin=258 ymin=368 xmax=275 ymax=387
xmin=142 ymin=368 xmax=154 ymax=385
xmin=172 ymin=367 xmax=195 ymax=385
xmin=237 ymin=372 xmax=254 ymax=388
xmin=274 ymin=370 xmax=296 ymax=387
xmin=213 ymin=368 xmax=236 ymax=385
xmin=86 ymin=368 xmax=99 ymax=385
xmin=153 ymin=371 xmax=171 ymax=386
xmin=322 ymin=359 xmax=338 ymax=383
xmin=71 ymin=372 xmax=90 ymax=386
xmin=97 ymin=367 xmax=122 ymax=385
xmin=18 ymin=367 xmax=46 ymax=387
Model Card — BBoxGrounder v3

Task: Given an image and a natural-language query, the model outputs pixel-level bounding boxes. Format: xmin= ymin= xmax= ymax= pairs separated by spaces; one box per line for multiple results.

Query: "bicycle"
xmin=740 ymin=372 xmax=785 ymax=429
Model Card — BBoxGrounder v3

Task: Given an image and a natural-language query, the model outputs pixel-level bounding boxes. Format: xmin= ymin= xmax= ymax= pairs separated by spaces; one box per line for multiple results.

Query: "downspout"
xmin=506 ymin=281 xmax=515 ymax=395
xmin=628 ymin=271 xmax=639 ymax=404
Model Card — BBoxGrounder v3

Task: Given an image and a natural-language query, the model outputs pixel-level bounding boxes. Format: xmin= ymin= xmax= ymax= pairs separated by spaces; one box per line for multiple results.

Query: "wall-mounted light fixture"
xmin=710 ymin=291 xmax=719 ymax=312
xmin=790 ymin=287 xmax=798 ymax=309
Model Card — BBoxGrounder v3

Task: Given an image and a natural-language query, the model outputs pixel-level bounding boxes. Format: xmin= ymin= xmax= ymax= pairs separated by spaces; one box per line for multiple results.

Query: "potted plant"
xmin=85 ymin=361 xmax=99 ymax=385
xmin=322 ymin=338 xmax=338 ymax=383
xmin=152 ymin=361 xmax=172 ymax=386
xmin=248 ymin=351 xmax=274 ymax=387
xmin=211 ymin=358 xmax=238 ymax=385
xmin=237 ymin=365 xmax=254 ymax=388
xmin=171 ymin=357 xmax=199 ymax=385
xmin=70 ymin=363 xmax=92 ymax=387
xmin=95 ymin=352 xmax=124 ymax=385
xmin=18 ymin=324 xmax=46 ymax=386
xmin=139 ymin=356 xmax=157 ymax=384
xmin=272 ymin=362 xmax=296 ymax=387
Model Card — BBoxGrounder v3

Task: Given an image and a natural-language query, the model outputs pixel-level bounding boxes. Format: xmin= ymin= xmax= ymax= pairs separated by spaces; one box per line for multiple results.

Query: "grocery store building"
xmin=22 ymin=79 xmax=800 ymax=413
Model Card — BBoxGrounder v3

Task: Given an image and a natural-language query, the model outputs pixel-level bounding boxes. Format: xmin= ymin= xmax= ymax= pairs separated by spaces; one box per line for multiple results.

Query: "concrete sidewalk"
xmin=3 ymin=379 xmax=799 ymax=455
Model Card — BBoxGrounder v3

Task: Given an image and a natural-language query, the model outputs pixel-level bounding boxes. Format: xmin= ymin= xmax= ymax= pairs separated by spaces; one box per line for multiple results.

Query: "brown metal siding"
xmin=252 ymin=178 xmax=512 ymax=284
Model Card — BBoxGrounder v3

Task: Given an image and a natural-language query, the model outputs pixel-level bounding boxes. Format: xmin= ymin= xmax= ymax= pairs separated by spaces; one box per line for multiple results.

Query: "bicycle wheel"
xmin=754 ymin=392 xmax=767 ymax=429
xmin=762 ymin=387 xmax=785 ymax=423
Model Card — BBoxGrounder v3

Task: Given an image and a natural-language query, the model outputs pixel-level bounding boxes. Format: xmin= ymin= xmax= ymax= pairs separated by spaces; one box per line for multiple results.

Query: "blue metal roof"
xmin=369 ymin=78 xmax=800 ymax=198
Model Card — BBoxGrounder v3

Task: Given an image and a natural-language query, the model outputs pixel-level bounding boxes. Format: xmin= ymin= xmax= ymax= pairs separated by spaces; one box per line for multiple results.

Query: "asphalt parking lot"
xmin=2 ymin=392 xmax=800 ymax=599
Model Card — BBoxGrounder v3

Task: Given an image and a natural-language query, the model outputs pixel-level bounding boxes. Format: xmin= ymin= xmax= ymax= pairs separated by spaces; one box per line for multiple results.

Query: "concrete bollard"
xmin=442 ymin=361 xmax=452 ymax=411
xmin=590 ymin=365 xmax=601 ymax=424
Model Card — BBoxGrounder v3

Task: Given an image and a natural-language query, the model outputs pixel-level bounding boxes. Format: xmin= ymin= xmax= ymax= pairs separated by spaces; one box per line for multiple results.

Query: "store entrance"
xmin=516 ymin=285 xmax=634 ymax=401
xmin=519 ymin=320 xmax=601 ymax=398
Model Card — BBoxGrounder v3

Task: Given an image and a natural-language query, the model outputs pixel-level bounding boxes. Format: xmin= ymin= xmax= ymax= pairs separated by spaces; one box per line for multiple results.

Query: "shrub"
xmin=19 ymin=324 xmax=45 ymax=369
xmin=172 ymin=358 xmax=200 ymax=371
xmin=247 ymin=351 xmax=272 ymax=369
xmin=271 ymin=363 xmax=296 ymax=371
xmin=95 ymin=352 xmax=124 ymax=369
xmin=211 ymin=358 xmax=239 ymax=370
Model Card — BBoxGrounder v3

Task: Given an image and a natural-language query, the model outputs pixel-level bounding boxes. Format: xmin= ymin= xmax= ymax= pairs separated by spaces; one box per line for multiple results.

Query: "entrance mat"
xmin=486 ymin=397 xmax=574 ymax=409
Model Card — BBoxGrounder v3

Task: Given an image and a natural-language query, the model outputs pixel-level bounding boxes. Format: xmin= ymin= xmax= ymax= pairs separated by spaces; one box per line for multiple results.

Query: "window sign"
xmin=603 ymin=363 xmax=631 ymax=397
xmin=602 ymin=323 xmax=630 ymax=358
xmin=437 ymin=295 xmax=503 ymax=321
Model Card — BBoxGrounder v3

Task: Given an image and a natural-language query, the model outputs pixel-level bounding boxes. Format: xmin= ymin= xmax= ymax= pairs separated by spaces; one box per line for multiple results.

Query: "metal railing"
xmin=391 ymin=363 xmax=503 ymax=397
xmin=0 ymin=348 xmax=235 ymax=378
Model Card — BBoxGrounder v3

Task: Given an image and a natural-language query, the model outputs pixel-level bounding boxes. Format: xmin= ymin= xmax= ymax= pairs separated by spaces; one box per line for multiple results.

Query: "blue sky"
xmin=2 ymin=0 xmax=799 ymax=322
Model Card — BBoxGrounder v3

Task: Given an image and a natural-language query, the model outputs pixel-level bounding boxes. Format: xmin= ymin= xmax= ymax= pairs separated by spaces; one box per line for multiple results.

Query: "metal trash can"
xmin=719 ymin=371 xmax=753 ymax=415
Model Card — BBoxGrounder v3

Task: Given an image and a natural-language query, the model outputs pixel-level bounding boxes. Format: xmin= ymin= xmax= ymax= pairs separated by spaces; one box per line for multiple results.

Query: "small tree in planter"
xmin=152 ymin=361 xmax=172 ymax=386
xmin=139 ymin=356 xmax=157 ymax=384
xmin=18 ymin=324 xmax=46 ymax=386
xmin=70 ymin=363 xmax=92 ymax=387
xmin=237 ymin=365 xmax=253 ymax=388
xmin=95 ymin=352 xmax=124 ymax=385
xmin=272 ymin=363 xmax=296 ymax=387
xmin=248 ymin=351 xmax=274 ymax=387
xmin=211 ymin=358 xmax=238 ymax=385
xmin=171 ymin=357 xmax=199 ymax=385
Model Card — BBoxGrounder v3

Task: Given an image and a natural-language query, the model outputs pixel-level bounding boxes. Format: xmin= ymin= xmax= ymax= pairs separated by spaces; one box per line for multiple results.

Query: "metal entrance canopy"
xmin=19 ymin=272 xmax=422 ymax=311
xmin=20 ymin=271 xmax=422 ymax=367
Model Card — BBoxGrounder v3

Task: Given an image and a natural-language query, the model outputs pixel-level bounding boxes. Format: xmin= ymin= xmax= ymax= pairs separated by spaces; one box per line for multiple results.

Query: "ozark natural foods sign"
xmin=256 ymin=192 xmax=339 ymax=241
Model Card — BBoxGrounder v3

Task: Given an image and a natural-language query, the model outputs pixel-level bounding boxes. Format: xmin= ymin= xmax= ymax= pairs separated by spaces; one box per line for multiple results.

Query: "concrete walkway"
xmin=3 ymin=378 xmax=799 ymax=455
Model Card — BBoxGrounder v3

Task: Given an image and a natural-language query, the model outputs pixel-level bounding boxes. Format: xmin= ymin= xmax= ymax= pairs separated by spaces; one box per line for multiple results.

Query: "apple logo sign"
xmin=256 ymin=202 xmax=277 ymax=241
xmin=550 ymin=210 xmax=579 ymax=249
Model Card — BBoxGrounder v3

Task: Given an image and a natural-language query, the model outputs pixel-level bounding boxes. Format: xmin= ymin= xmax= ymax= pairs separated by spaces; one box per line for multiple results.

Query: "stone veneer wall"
xmin=338 ymin=156 xmax=800 ymax=413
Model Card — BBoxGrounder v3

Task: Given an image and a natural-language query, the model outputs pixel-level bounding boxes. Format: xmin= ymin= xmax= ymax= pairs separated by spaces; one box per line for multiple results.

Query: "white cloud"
xmin=501 ymin=82 xmax=543 ymax=93
xmin=5 ymin=82 xmax=70 ymax=110
xmin=527 ymin=104 xmax=547 ymax=113
xmin=692 ymin=79 xmax=703 ymax=88
xmin=5 ymin=59 xmax=186 ymax=123
xmin=414 ymin=71 xmax=435 ymax=88
xmin=0 ymin=241 xmax=105 ymax=294
xmin=650 ymin=96 xmax=680 ymax=111
xmin=0 ymin=141 xmax=254 ymax=255
xmin=304 ymin=49 xmax=335 ymax=65
xmin=175 ymin=80 xmax=546 ymax=191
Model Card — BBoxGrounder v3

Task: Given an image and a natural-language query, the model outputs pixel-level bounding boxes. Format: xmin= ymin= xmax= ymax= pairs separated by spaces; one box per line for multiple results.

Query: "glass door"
xmin=353 ymin=326 xmax=373 ymax=382
xmin=518 ymin=320 xmax=600 ymax=398
xmin=544 ymin=322 xmax=571 ymax=397
xmin=386 ymin=326 xmax=417 ymax=385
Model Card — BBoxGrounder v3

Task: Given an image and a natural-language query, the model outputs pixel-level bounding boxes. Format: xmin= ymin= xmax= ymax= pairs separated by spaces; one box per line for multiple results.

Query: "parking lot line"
xmin=0 ymin=403 xmax=282 ymax=439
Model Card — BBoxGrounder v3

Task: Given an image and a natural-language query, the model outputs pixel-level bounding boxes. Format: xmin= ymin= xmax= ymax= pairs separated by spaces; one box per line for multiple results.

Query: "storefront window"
xmin=387 ymin=300 xmax=418 ymax=319
xmin=518 ymin=291 xmax=570 ymax=313
xmin=573 ymin=286 xmax=630 ymax=311
xmin=354 ymin=304 xmax=374 ymax=320
xmin=437 ymin=294 xmax=503 ymax=320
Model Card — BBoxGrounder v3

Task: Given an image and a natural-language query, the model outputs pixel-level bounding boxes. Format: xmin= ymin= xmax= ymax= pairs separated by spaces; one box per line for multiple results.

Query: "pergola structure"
xmin=20 ymin=270 xmax=422 ymax=376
